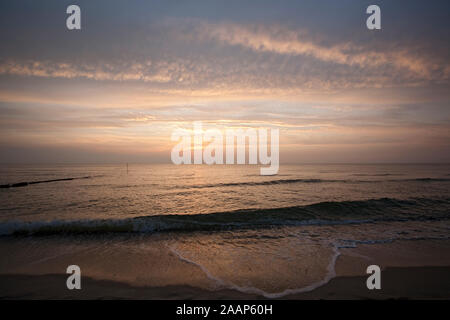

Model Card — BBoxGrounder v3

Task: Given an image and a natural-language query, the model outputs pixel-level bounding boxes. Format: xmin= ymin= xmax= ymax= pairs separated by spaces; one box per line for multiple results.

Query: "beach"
xmin=0 ymin=164 xmax=449 ymax=299
xmin=1 ymin=238 xmax=449 ymax=299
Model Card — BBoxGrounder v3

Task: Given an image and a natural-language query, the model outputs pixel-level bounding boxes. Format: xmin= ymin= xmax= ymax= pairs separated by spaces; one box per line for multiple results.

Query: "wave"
xmin=2 ymin=176 xmax=448 ymax=190
xmin=183 ymin=177 xmax=450 ymax=189
xmin=1 ymin=197 xmax=449 ymax=236
xmin=187 ymin=178 xmax=333 ymax=188
xmin=352 ymin=173 xmax=403 ymax=176
xmin=169 ymin=244 xmax=341 ymax=298
xmin=402 ymin=178 xmax=450 ymax=182
xmin=0 ymin=176 xmax=96 ymax=188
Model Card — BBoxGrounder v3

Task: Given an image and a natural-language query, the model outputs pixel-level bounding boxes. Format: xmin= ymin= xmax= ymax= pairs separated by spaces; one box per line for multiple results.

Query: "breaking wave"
xmin=1 ymin=197 xmax=449 ymax=236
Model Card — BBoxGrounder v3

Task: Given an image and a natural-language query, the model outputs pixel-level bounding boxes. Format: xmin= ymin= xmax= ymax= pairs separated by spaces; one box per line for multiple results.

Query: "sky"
xmin=0 ymin=0 xmax=449 ymax=163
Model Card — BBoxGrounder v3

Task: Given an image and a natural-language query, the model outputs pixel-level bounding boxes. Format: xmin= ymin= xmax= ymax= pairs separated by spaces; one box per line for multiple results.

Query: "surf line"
xmin=168 ymin=244 xmax=341 ymax=298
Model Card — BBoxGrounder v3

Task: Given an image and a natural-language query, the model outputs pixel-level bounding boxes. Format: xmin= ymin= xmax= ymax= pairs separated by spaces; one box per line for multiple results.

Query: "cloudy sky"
xmin=0 ymin=0 xmax=449 ymax=163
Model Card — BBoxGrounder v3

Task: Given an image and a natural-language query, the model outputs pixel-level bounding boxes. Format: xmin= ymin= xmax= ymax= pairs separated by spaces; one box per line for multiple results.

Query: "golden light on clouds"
xmin=0 ymin=11 xmax=448 ymax=163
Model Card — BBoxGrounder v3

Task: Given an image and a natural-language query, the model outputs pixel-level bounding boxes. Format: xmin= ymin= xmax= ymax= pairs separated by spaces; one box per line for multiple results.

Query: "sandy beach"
xmin=1 ymin=266 xmax=449 ymax=300
xmin=1 ymin=237 xmax=449 ymax=300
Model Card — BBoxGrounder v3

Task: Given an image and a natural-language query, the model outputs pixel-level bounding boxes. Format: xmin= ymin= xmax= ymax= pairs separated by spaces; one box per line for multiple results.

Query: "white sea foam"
xmin=169 ymin=244 xmax=341 ymax=298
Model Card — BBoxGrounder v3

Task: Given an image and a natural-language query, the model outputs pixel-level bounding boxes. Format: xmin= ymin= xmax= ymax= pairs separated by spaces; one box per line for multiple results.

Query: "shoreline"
xmin=1 ymin=232 xmax=449 ymax=300
xmin=1 ymin=265 xmax=449 ymax=300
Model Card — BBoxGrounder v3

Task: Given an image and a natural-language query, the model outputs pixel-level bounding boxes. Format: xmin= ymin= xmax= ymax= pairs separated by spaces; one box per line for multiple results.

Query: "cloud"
xmin=0 ymin=59 xmax=176 ymax=83
xmin=0 ymin=14 xmax=449 ymax=163
xmin=0 ymin=20 xmax=448 ymax=92
xmin=197 ymin=21 xmax=449 ymax=82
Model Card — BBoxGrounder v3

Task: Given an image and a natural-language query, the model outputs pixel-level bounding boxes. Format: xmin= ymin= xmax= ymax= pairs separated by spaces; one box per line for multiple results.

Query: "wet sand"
xmin=1 ymin=235 xmax=449 ymax=300
xmin=1 ymin=266 xmax=449 ymax=300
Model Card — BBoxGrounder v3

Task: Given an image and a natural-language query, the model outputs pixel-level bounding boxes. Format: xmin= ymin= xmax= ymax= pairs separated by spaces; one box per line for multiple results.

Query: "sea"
xmin=0 ymin=163 xmax=449 ymax=297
